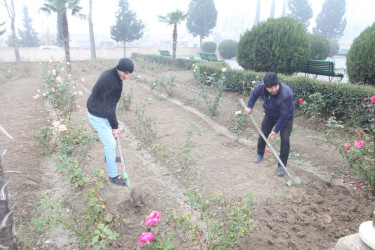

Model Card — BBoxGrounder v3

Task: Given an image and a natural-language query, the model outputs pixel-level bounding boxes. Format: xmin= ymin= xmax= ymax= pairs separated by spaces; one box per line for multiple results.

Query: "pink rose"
xmin=139 ymin=232 xmax=154 ymax=244
xmin=145 ymin=211 xmax=160 ymax=226
xmin=371 ymin=95 xmax=375 ymax=104
xmin=298 ymin=98 xmax=304 ymax=103
xmin=344 ymin=143 xmax=350 ymax=151
xmin=355 ymin=140 xmax=365 ymax=148
xmin=309 ymin=94 xmax=312 ymax=99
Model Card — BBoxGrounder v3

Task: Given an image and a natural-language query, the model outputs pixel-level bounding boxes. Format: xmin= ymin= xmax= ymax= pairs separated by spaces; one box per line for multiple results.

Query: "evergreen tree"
xmin=287 ymin=0 xmax=313 ymax=29
xmin=0 ymin=21 xmax=5 ymax=36
xmin=186 ymin=0 xmax=217 ymax=47
xmin=254 ymin=0 xmax=260 ymax=25
xmin=110 ymin=0 xmax=144 ymax=57
xmin=313 ymin=0 xmax=346 ymax=40
xmin=18 ymin=6 xmax=39 ymax=47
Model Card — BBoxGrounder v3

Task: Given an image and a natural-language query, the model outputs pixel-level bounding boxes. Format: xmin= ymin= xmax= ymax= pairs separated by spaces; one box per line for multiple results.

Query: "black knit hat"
xmin=263 ymin=72 xmax=280 ymax=88
xmin=116 ymin=58 xmax=134 ymax=73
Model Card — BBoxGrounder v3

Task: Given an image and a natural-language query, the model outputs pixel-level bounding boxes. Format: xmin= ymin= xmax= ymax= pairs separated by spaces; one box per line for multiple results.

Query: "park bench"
xmin=298 ymin=59 xmax=344 ymax=82
xmin=199 ymin=52 xmax=219 ymax=61
xmin=158 ymin=50 xmax=171 ymax=56
xmin=337 ymin=48 xmax=349 ymax=56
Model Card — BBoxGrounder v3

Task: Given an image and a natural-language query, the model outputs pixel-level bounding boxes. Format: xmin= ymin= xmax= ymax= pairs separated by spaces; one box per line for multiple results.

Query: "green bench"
xmin=199 ymin=52 xmax=219 ymax=61
xmin=299 ymin=59 xmax=344 ymax=82
xmin=337 ymin=48 xmax=349 ymax=56
xmin=158 ymin=50 xmax=171 ymax=56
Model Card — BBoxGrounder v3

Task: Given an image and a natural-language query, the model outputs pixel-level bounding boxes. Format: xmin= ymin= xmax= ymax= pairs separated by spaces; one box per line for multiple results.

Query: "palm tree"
xmin=40 ymin=0 xmax=85 ymax=68
xmin=158 ymin=10 xmax=189 ymax=69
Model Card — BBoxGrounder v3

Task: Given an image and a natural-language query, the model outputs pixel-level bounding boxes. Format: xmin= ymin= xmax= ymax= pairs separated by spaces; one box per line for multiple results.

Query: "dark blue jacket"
xmin=247 ymin=82 xmax=295 ymax=133
xmin=87 ymin=68 xmax=122 ymax=129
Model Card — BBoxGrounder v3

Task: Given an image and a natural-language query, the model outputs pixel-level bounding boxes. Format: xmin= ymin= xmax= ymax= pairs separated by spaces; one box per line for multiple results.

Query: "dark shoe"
xmin=109 ymin=175 xmax=127 ymax=186
xmin=277 ymin=165 xmax=285 ymax=177
xmin=253 ymin=154 xmax=263 ymax=163
xmin=104 ymin=156 xmax=121 ymax=163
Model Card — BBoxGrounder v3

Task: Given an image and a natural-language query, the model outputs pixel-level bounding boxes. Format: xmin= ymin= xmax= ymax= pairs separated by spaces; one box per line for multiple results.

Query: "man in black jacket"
xmin=87 ymin=58 xmax=134 ymax=186
xmin=244 ymin=72 xmax=295 ymax=177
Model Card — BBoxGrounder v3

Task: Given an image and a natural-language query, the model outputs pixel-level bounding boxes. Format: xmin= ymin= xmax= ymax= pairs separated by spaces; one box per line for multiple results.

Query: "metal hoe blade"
xmin=239 ymin=99 xmax=301 ymax=186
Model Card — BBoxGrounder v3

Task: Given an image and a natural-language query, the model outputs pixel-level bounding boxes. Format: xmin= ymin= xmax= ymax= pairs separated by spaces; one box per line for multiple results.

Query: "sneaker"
xmin=109 ymin=175 xmax=127 ymax=186
xmin=104 ymin=156 xmax=121 ymax=163
xmin=253 ymin=154 xmax=263 ymax=163
xmin=277 ymin=165 xmax=285 ymax=177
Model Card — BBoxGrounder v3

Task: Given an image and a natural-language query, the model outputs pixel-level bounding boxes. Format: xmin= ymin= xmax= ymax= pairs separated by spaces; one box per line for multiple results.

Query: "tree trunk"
xmin=88 ymin=0 xmax=96 ymax=60
xmin=199 ymin=35 xmax=202 ymax=49
xmin=172 ymin=24 xmax=177 ymax=70
xmin=5 ymin=0 xmax=20 ymax=63
xmin=0 ymin=125 xmax=18 ymax=249
xmin=62 ymin=12 xmax=71 ymax=69
xmin=123 ymin=41 xmax=127 ymax=57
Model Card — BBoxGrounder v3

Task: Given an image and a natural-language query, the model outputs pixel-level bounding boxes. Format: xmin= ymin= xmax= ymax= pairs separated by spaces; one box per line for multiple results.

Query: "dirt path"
xmin=1 ymin=62 xmax=373 ymax=249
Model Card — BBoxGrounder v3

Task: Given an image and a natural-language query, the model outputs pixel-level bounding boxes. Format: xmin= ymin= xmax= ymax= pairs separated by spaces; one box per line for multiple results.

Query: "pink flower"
xmin=309 ymin=94 xmax=313 ymax=99
xmin=37 ymin=89 xmax=41 ymax=93
xmin=50 ymin=88 xmax=55 ymax=92
xmin=81 ymin=78 xmax=85 ymax=83
xmin=139 ymin=232 xmax=154 ymax=244
xmin=298 ymin=98 xmax=304 ymax=103
xmin=371 ymin=95 xmax=375 ymax=104
xmin=344 ymin=143 xmax=350 ymax=151
xmin=221 ymin=67 xmax=227 ymax=72
xmin=355 ymin=140 xmax=365 ymax=148
xmin=145 ymin=211 xmax=160 ymax=226
xmin=56 ymin=76 xmax=61 ymax=82
xmin=78 ymin=91 xmax=83 ymax=96
xmin=58 ymin=124 xmax=67 ymax=132
xmin=33 ymin=95 xmax=40 ymax=99
xmin=52 ymin=69 xmax=56 ymax=76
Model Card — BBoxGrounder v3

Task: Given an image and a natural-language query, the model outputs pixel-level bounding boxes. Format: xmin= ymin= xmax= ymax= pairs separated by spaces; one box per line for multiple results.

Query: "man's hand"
xmin=268 ymin=131 xmax=277 ymax=140
xmin=244 ymin=107 xmax=253 ymax=115
xmin=112 ymin=128 xmax=120 ymax=138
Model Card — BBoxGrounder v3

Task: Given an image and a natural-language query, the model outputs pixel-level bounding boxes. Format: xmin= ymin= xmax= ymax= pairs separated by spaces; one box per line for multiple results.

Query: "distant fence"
xmin=0 ymin=47 xmax=201 ymax=62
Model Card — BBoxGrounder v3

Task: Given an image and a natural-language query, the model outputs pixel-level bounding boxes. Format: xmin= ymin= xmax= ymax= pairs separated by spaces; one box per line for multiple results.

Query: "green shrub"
xmin=328 ymin=40 xmax=340 ymax=57
xmin=202 ymin=41 xmax=217 ymax=53
xmin=309 ymin=34 xmax=330 ymax=60
xmin=236 ymin=17 xmax=310 ymax=75
xmin=131 ymin=53 xmax=199 ymax=70
xmin=218 ymin=39 xmax=238 ymax=59
xmin=346 ymin=22 xmax=375 ymax=85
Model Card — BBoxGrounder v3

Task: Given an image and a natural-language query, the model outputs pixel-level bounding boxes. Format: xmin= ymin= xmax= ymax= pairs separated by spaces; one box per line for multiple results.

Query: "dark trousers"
xmin=257 ymin=114 xmax=294 ymax=167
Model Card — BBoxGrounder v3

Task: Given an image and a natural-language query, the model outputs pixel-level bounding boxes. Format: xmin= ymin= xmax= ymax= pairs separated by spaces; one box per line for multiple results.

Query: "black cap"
xmin=263 ymin=72 xmax=280 ymax=88
xmin=116 ymin=58 xmax=134 ymax=73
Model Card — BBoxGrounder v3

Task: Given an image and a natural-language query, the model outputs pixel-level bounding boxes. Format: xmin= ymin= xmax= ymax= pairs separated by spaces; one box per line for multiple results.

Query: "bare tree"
xmin=88 ymin=0 xmax=96 ymax=60
xmin=2 ymin=0 xmax=20 ymax=63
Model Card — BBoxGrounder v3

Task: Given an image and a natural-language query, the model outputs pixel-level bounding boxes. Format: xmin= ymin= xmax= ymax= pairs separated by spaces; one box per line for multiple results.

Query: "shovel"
xmin=239 ymin=99 xmax=301 ymax=186
xmin=117 ymin=134 xmax=131 ymax=189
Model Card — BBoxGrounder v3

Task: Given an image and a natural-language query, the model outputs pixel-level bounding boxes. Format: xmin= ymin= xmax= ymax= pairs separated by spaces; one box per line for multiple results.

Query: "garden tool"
xmin=239 ymin=99 xmax=302 ymax=187
xmin=117 ymin=134 xmax=131 ymax=190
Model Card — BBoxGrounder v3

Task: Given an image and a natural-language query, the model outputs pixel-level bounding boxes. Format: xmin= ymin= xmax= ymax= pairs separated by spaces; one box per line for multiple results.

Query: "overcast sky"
xmin=1 ymin=0 xmax=375 ymax=45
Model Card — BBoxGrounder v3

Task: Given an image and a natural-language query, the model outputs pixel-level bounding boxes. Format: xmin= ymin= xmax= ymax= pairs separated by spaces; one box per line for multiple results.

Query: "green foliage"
xmin=296 ymin=92 xmax=325 ymax=119
xmin=110 ymin=0 xmax=144 ymax=44
xmin=313 ymin=0 xmax=346 ymax=40
xmin=346 ymin=22 xmax=375 ymax=85
xmin=131 ymin=53 xmax=199 ymax=70
xmin=118 ymin=88 xmax=133 ymax=111
xmin=328 ymin=39 xmax=340 ymax=57
xmin=201 ymin=41 xmax=217 ymax=53
xmin=153 ymin=76 xmax=176 ymax=97
xmin=18 ymin=6 xmax=39 ymax=47
xmin=134 ymin=98 xmax=157 ymax=146
xmin=254 ymin=0 xmax=261 ymax=25
xmin=179 ymin=120 xmax=201 ymax=173
xmin=308 ymin=34 xmax=330 ymax=60
xmin=232 ymin=111 xmax=250 ymax=139
xmin=198 ymin=71 xmax=226 ymax=116
xmin=236 ymin=17 xmax=310 ymax=75
xmin=186 ymin=0 xmax=217 ymax=44
xmin=168 ymin=187 xmax=256 ymax=249
xmin=33 ymin=126 xmax=54 ymax=155
xmin=218 ymin=39 xmax=237 ymax=59
xmin=287 ymin=0 xmax=313 ymax=29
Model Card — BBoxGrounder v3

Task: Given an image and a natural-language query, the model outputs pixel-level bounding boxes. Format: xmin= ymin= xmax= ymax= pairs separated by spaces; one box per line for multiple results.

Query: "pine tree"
xmin=287 ymin=0 xmax=313 ymax=29
xmin=110 ymin=0 xmax=144 ymax=57
xmin=186 ymin=0 xmax=217 ymax=47
xmin=18 ymin=6 xmax=39 ymax=47
xmin=313 ymin=0 xmax=346 ymax=40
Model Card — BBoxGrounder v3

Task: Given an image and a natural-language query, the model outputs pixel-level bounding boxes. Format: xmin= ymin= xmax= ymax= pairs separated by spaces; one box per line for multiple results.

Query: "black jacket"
xmin=87 ymin=68 xmax=122 ymax=129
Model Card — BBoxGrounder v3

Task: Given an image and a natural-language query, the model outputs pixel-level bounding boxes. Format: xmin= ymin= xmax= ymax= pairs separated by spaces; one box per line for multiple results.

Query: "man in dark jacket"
xmin=244 ymin=72 xmax=295 ymax=177
xmin=87 ymin=58 xmax=134 ymax=186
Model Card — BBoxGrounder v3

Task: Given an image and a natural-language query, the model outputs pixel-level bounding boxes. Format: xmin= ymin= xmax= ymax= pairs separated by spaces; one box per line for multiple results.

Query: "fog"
xmin=1 ymin=0 xmax=375 ymax=46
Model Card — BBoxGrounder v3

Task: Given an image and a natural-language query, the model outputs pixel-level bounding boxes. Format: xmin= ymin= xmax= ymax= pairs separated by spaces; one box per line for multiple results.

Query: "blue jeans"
xmin=88 ymin=112 xmax=118 ymax=178
xmin=257 ymin=114 xmax=294 ymax=167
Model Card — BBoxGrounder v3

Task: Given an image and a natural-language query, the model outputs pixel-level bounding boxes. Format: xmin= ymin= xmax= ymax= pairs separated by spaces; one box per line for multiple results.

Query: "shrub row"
xmin=131 ymin=53 xmax=200 ymax=70
xmin=194 ymin=64 xmax=375 ymax=128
